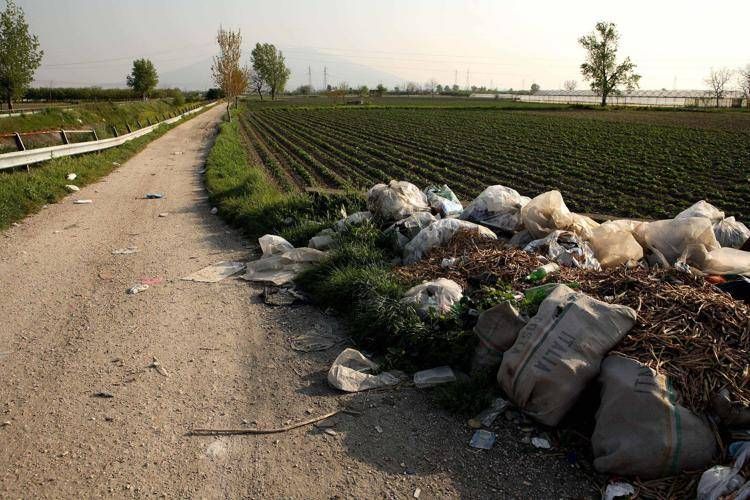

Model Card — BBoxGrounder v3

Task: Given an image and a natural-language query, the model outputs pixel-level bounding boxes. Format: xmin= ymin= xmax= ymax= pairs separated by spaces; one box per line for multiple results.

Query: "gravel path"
xmin=0 ymin=104 xmax=598 ymax=499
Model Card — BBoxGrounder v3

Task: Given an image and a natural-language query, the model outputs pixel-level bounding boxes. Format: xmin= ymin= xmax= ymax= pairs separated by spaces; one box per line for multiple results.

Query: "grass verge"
xmin=0 ymin=105 xmax=213 ymax=230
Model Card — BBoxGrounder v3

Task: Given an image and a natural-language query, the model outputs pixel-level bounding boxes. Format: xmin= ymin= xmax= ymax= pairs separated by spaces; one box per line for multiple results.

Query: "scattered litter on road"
xmin=144 ymin=193 xmax=165 ymax=199
xmin=323 ymin=428 xmax=337 ymax=436
xmin=140 ymin=276 xmax=164 ymax=286
xmin=112 ymin=246 xmax=138 ymax=255
xmin=172 ymin=151 xmax=184 ymax=155
xmin=262 ymin=285 xmax=305 ymax=306
xmin=531 ymin=437 xmax=552 ymax=449
xmin=181 ymin=261 xmax=245 ymax=282
xmin=375 ymin=425 xmax=383 ymax=434
xmin=112 ymin=162 xmax=120 ymax=166
xmin=469 ymin=429 xmax=496 ymax=450
xmin=65 ymin=185 xmax=80 ymax=192
xmin=127 ymin=284 xmax=149 ymax=295
xmin=401 ymin=278 xmax=463 ymax=318
xmin=66 ymin=173 xmax=76 ymax=180
xmin=73 ymin=199 xmax=93 ymax=204
xmin=328 ymin=348 xmax=401 ymax=392
xmin=473 ymin=397 xmax=510 ymax=428
xmin=148 ymin=357 xmax=169 ymax=377
xmin=289 ymin=333 xmax=343 ymax=352
xmin=210 ymin=207 xmax=218 ymax=215
xmin=98 ymin=270 xmax=114 ymax=280
xmin=188 ymin=409 xmax=358 ymax=436
xmin=413 ymin=366 xmax=456 ymax=388
xmin=93 ymin=391 xmax=114 ymax=398
xmin=158 ymin=212 xmax=169 ymax=218
xmin=603 ymin=482 xmax=635 ymax=500
xmin=413 ymin=487 xmax=422 ymax=499
xmin=244 ymin=246 xmax=326 ymax=286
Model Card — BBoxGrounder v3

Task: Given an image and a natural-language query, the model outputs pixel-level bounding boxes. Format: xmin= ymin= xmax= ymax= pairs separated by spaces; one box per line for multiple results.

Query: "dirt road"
xmin=0 ymin=105 xmax=597 ymax=498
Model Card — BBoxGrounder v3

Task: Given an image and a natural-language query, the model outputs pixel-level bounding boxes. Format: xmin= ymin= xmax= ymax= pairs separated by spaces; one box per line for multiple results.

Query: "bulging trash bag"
xmin=327 ymin=348 xmax=401 ymax=392
xmin=520 ymin=190 xmax=599 ymax=240
xmin=424 ymin=185 xmax=463 ymax=217
xmin=259 ymin=234 xmax=294 ymax=257
xmin=714 ymin=217 xmax=750 ymax=249
xmin=593 ymin=355 xmax=718 ymax=479
xmin=588 ymin=221 xmax=644 ymax=268
xmin=460 ymin=185 xmax=530 ymax=232
xmin=333 ymin=211 xmax=373 ymax=232
xmin=634 ymin=217 xmax=720 ymax=266
xmin=472 ymin=301 xmax=527 ymax=373
xmin=367 ymin=181 xmax=430 ymax=222
xmin=676 ymin=200 xmax=725 ymax=223
xmin=401 ymin=278 xmax=463 ymax=317
xmin=523 ymin=230 xmax=601 ymax=270
xmin=403 ymin=218 xmax=497 ymax=264
xmin=498 ymin=285 xmax=637 ymax=426
xmin=244 ymin=248 xmax=327 ymax=286
xmin=679 ymin=244 xmax=750 ymax=276
xmin=383 ymin=212 xmax=437 ymax=251
xmin=697 ymin=442 xmax=750 ymax=500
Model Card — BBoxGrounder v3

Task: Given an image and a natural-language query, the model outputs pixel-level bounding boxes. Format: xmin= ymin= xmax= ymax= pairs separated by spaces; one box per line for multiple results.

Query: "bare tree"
xmin=564 ymin=80 xmax=577 ymax=91
xmin=738 ymin=64 xmax=750 ymax=108
xmin=579 ymin=22 xmax=640 ymax=106
xmin=211 ymin=27 xmax=249 ymax=119
xmin=250 ymin=67 xmax=265 ymax=100
xmin=705 ymin=67 xmax=734 ymax=108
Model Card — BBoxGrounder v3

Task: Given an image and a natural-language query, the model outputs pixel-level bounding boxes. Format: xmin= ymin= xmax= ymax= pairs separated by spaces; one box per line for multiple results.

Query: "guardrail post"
xmin=111 ymin=125 xmax=119 ymax=137
xmin=136 ymin=120 xmax=143 ymax=129
xmin=60 ymin=130 xmax=69 ymax=145
xmin=125 ymin=123 xmax=133 ymax=134
xmin=91 ymin=129 xmax=99 ymax=141
xmin=14 ymin=133 xmax=26 ymax=151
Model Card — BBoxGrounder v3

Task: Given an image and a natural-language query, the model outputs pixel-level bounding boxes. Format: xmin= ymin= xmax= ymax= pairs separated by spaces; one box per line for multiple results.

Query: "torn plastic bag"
xmin=366 ymin=181 xmax=430 ymax=222
xmin=424 ymin=184 xmax=463 ymax=217
xmin=333 ymin=211 xmax=373 ymax=231
xmin=327 ymin=348 xmax=401 ymax=392
xmin=401 ymin=278 xmax=463 ymax=317
xmin=383 ymin=212 xmax=437 ymax=251
xmin=634 ymin=217 xmax=719 ymax=266
xmin=403 ymin=218 xmax=496 ymax=264
xmin=508 ymin=229 xmax=534 ymax=248
xmin=523 ymin=230 xmax=601 ymax=270
xmin=472 ymin=301 xmax=527 ymax=373
xmin=243 ymin=248 xmax=326 ymax=286
xmin=588 ymin=221 xmax=644 ymax=268
xmin=698 ymin=445 xmax=750 ymax=500
xmin=714 ymin=217 xmax=750 ymax=249
xmin=499 ymin=285 xmax=637 ymax=426
xmin=460 ymin=185 xmax=530 ymax=232
xmin=679 ymin=244 xmax=750 ymax=276
xmin=592 ymin=355 xmax=718 ymax=479
xmin=309 ymin=229 xmax=336 ymax=251
xmin=259 ymin=234 xmax=294 ymax=257
xmin=520 ymin=190 xmax=599 ymax=239
xmin=675 ymin=200 xmax=725 ymax=223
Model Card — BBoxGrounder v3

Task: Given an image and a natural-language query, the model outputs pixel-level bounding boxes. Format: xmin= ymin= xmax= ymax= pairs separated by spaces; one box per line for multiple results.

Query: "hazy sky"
xmin=20 ymin=0 xmax=749 ymax=91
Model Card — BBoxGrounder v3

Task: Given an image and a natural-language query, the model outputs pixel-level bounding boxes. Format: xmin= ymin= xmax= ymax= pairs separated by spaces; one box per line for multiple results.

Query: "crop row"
xmin=243 ymin=107 xmax=750 ymax=221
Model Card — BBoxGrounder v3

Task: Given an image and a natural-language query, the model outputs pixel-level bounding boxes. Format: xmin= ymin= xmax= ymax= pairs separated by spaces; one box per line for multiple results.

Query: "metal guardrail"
xmin=0 ymin=101 xmax=218 ymax=170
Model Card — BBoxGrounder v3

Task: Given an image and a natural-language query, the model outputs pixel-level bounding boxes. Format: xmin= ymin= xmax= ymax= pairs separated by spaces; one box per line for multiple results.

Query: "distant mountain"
xmin=158 ymin=47 xmax=405 ymax=91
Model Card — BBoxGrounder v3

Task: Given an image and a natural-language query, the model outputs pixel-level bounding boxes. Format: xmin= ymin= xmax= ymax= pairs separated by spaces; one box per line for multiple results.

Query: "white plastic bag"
xmin=403 ymin=218 xmax=496 ymax=264
xmin=384 ymin=212 xmax=437 ymax=250
xmin=697 ymin=442 xmax=750 ymax=500
xmin=634 ymin=217 xmax=720 ymax=266
xmin=520 ymin=190 xmax=598 ymax=239
xmin=259 ymin=234 xmax=294 ymax=257
xmin=367 ymin=181 xmax=430 ymax=222
xmin=424 ymin=185 xmax=463 ymax=217
xmin=680 ymin=244 xmax=750 ymax=275
xmin=523 ymin=230 xmax=601 ymax=270
xmin=401 ymin=278 xmax=463 ymax=317
xmin=243 ymin=248 xmax=326 ymax=285
xmin=714 ymin=217 xmax=750 ymax=249
xmin=460 ymin=185 xmax=530 ymax=232
xmin=327 ymin=348 xmax=401 ymax=392
xmin=588 ymin=221 xmax=644 ymax=268
xmin=676 ymin=200 xmax=725 ymax=223
xmin=333 ymin=211 xmax=373 ymax=231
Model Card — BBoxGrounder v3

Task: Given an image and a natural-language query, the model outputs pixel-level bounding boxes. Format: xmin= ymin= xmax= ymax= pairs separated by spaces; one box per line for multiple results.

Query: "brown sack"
xmin=471 ymin=302 xmax=527 ymax=373
xmin=498 ymin=284 xmax=637 ymax=426
xmin=592 ymin=355 xmax=717 ymax=479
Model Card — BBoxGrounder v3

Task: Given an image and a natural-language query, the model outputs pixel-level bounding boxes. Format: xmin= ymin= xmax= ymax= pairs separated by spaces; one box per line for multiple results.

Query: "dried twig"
xmin=187 ymin=409 xmax=360 ymax=436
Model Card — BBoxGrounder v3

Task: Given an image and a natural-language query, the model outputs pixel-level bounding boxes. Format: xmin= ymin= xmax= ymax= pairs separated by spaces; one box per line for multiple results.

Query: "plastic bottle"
xmin=525 ymin=262 xmax=560 ymax=282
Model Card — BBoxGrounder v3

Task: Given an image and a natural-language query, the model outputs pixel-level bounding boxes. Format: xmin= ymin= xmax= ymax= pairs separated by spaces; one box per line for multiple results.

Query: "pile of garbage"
xmin=246 ymin=179 xmax=750 ymax=493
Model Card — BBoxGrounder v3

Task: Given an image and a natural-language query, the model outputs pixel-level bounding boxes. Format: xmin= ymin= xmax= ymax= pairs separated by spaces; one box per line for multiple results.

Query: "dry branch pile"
xmin=394 ymin=232 xmax=750 ymax=414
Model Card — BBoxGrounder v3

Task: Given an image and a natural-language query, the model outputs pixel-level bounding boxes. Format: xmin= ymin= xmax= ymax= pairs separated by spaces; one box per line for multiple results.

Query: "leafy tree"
xmin=530 ymin=83 xmax=540 ymax=94
xmin=206 ymin=88 xmax=224 ymax=100
xmin=451 ymin=84 xmax=459 ymax=92
xmin=375 ymin=83 xmax=386 ymax=96
xmin=705 ymin=67 xmax=733 ymax=108
xmin=211 ymin=27 xmax=249 ymax=118
xmin=0 ymin=0 xmax=43 ymax=111
xmin=436 ymin=84 xmax=443 ymax=93
xmin=579 ymin=21 xmax=640 ymax=106
xmin=126 ymin=58 xmax=158 ymax=100
xmin=251 ymin=43 xmax=290 ymax=100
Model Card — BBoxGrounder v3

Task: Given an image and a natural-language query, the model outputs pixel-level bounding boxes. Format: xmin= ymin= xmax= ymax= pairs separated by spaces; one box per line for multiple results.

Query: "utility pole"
xmin=308 ymin=66 xmax=312 ymax=90
xmin=454 ymin=70 xmax=458 ymax=88
xmin=466 ymin=69 xmax=469 ymax=90
xmin=323 ymin=66 xmax=328 ymax=90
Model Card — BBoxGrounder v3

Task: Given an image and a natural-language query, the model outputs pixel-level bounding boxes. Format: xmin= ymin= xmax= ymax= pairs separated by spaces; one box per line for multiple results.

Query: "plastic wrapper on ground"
xmin=327 ymin=348 xmax=401 ymax=392
xmin=424 ymin=184 xmax=463 ymax=217
xmin=259 ymin=234 xmax=295 ymax=257
xmin=523 ymin=230 xmax=601 ymax=270
xmin=243 ymin=248 xmax=326 ymax=286
xmin=401 ymin=278 xmax=463 ymax=317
